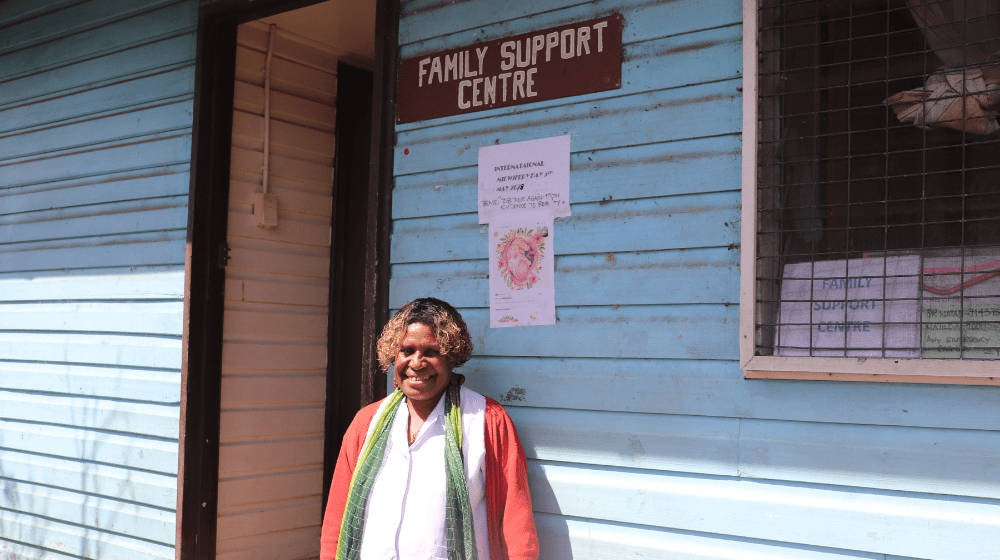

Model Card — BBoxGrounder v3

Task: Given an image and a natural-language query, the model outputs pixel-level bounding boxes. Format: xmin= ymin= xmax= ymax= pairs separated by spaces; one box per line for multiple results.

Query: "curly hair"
xmin=376 ymin=298 xmax=474 ymax=371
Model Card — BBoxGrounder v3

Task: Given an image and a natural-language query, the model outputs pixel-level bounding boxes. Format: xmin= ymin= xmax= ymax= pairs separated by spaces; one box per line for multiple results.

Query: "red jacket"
xmin=319 ymin=396 xmax=539 ymax=560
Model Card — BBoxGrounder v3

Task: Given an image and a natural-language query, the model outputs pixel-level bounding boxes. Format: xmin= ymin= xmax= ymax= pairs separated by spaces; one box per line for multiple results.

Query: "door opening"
xmin=216 ymin=4 xmax=374 ymax=558
xmin=182 ymin=1 xmax=397 ymax=558
xmin=325 ymin=61 xmax=373 ymax=514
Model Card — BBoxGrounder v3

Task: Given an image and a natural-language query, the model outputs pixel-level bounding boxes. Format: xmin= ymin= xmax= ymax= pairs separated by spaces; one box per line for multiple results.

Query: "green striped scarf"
xmin=336 ymin=385 xmax=479 ymax=560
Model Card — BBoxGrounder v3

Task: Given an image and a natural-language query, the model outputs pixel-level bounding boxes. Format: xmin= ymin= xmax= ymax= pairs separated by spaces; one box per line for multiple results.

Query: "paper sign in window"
xmin=776 ymin=256 xmax=921 ymax=357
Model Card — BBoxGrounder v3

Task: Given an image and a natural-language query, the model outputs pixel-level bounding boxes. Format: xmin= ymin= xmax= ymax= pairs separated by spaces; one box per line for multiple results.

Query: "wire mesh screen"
xmin=756 ymin=0 xmax=1000 ymax=358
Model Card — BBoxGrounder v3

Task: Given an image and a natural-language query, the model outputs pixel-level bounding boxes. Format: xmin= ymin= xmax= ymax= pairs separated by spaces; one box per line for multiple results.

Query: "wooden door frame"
xmin=179 ymin=0 xmax=398 ymax=557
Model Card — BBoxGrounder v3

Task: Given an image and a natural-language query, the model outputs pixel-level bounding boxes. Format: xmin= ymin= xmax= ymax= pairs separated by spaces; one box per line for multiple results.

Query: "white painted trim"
xmin=745 ymin=355 xmax=1000 ymax=385
xmin=737 ymin=0 xmax=1000 ymax=385
xmin=740 ymin=0 xmax=758 ymax=370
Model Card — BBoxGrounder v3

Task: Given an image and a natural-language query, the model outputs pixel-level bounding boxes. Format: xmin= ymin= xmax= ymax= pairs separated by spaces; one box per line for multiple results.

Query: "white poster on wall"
xmin=488 ymin=211 xmax=556 ymax=327
xmin=477 ymin=135 xmax=571 ymax=224
xmin=776 ymin=255 xmax=921 ymax=357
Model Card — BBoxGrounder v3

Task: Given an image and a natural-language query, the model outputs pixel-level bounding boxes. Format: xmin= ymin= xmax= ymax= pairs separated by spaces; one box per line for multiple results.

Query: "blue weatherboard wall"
xmin=392 ymin=0 xmax=1000 ymax=559
xmin=0 ymin=1 xmax=196 ymax=559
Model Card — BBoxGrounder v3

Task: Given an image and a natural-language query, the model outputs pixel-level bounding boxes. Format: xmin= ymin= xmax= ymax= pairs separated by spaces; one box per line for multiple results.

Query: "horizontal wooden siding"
xmin=393 ymin=0 xmax=1000 ymax=559
xmin=214 ymin=22 xmax=336 ymax=560
xmin=0 ymin=1 xmax=196 ymax=559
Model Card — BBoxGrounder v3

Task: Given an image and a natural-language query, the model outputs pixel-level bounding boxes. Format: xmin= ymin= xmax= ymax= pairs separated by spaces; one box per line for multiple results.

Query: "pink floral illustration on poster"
xmin=495 ymin=226 xmax=548 ymax=290
xmin=488 ymin=211 xmax=556 ymax=327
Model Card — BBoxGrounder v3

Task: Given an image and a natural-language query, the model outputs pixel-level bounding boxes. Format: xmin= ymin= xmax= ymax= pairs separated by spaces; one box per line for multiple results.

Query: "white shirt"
xmin=359 ymin=386 xmax=490 ymax=560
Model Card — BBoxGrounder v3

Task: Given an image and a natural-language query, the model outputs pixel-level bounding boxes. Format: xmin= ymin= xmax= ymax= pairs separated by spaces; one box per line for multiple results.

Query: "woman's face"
xmin=394 ymin=322 xmax=453 ymax=405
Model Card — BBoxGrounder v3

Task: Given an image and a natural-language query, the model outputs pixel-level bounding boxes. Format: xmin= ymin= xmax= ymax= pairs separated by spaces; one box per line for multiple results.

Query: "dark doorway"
xmin=324 ymin=62 xmax=374 ymax=511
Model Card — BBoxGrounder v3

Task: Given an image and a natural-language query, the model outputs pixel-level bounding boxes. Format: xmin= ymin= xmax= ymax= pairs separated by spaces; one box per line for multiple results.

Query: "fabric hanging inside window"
xmin=886 ymin=0 xmax=1000 ymax=134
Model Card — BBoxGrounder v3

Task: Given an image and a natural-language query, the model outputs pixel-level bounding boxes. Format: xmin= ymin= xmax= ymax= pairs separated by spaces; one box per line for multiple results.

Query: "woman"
xmin=320 ymin=298 xmax=539 ymax=560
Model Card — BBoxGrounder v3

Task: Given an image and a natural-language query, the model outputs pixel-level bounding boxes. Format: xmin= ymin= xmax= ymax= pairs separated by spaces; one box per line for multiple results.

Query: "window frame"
xmin=739 ymin=0 xmax=1000 ymax=386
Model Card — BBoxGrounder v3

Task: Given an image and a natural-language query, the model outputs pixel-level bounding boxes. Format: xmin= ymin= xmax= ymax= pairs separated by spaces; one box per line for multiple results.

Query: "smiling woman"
xmin=394 ymin=323 xmax=456 ymax=426
xmin=320 ymin=298 xmax=538 ymax=560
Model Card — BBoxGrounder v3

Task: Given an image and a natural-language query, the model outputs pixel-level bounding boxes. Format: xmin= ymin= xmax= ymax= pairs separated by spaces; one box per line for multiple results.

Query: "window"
xmin=740 ymin=0 xmax=1000 ymax=383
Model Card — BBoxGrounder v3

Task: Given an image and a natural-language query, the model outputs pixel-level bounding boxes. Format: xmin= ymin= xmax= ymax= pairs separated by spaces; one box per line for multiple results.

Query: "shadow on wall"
xmin=0 ymin=393 xmax=138 ymax=560
xmin=530 ymin=472 xmax=574 ymax=559
xmin=0 ymin=268 xmax=183 ymax=559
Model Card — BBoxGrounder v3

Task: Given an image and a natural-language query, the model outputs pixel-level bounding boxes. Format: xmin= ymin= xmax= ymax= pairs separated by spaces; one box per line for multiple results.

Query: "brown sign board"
xmin=396 ymin=14 xmax=622 ymax=124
